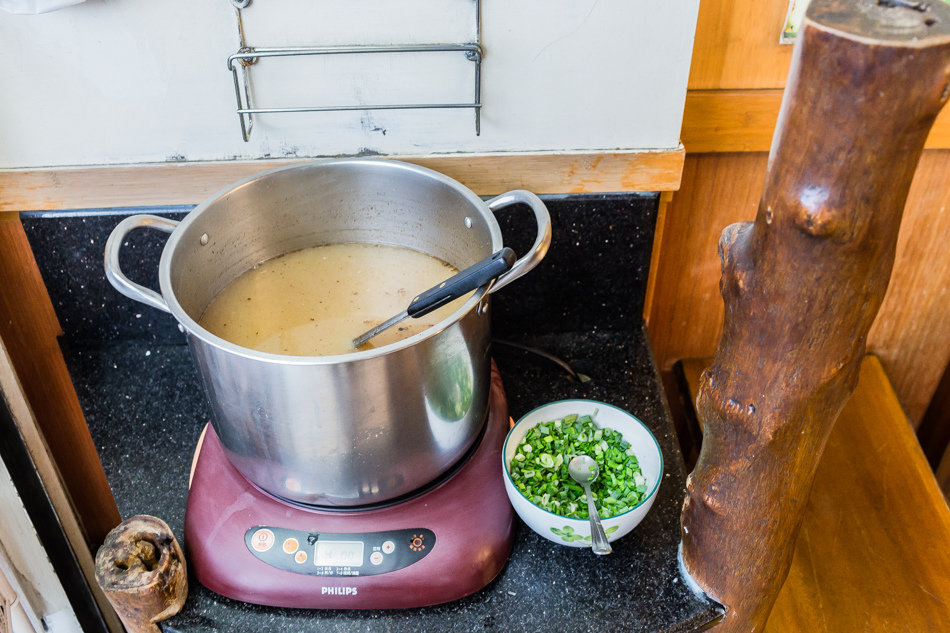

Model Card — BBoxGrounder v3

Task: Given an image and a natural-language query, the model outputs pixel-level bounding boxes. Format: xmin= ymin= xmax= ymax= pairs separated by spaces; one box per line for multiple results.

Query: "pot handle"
xmin=104 ymin=214 xmax=179 ymax=314
xmin=485 ymin=190 xmax=552 ymax=293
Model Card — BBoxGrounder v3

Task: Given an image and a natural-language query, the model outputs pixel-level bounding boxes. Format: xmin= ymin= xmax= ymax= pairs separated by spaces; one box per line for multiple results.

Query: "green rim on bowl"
xmin=503 ymin=399 xmax=664 ymax=522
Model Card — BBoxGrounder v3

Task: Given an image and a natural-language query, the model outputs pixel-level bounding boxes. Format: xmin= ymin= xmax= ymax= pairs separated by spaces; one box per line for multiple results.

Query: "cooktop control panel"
xmin=245 ymin=526 xmax=435 ymax=576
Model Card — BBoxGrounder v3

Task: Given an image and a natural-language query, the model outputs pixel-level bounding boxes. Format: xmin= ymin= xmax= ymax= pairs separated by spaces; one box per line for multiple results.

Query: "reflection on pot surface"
xmin=425 ymin=323 xmax=480 ymax=453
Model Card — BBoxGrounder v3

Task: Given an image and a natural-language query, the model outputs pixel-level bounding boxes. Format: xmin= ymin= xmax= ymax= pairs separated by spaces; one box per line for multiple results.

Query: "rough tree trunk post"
xmin=679 ymin=1 xmax=950 ymax=631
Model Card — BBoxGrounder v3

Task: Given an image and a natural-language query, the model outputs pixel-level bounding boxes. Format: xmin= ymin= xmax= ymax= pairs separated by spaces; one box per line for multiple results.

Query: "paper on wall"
xmin=0 ymin=0 xmax=84 ymax=15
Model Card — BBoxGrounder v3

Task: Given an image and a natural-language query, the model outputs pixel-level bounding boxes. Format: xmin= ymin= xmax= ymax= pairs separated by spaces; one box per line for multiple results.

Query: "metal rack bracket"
xmin=228 ymin=2 xmax=483 ymax=141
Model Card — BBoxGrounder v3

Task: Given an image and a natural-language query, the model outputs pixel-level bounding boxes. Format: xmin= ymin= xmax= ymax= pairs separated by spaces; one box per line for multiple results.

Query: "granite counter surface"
xmin=25 ymin=193 xmax=723 ymax=632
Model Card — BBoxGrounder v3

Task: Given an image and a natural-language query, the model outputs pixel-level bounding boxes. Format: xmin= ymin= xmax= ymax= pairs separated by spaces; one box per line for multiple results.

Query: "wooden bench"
xmin=677 ymin=355 xmax=950 ymax=632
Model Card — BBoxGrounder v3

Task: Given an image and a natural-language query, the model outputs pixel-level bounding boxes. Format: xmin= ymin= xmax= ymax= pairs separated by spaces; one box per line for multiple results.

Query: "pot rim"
xmin=157 ymin=157 xmax=501 ymax=365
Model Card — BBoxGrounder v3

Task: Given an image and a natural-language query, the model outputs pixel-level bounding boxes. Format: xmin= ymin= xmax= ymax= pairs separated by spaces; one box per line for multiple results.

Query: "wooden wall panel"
xmin=647 ymin=151 xmax=950 ymax=427
xmin=681 ymin=90 xmax=785 ymax=153
xmin=645 ymin=152 xmax=765 ymax=368
xmin=0 ymin=213 xmax=120 ymax=547
xmin=681 ymin=89 xmax=950 ymax=153
xmin=867 ymin=150 xmax=950 ymax=424
xmin=687 ymin=0 xmax=794 ymax=90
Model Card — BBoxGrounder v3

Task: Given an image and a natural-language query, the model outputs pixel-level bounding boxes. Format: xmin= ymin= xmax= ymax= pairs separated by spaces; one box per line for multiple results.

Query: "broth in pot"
xmin=198 ymin=242 xmax=468 ymax=356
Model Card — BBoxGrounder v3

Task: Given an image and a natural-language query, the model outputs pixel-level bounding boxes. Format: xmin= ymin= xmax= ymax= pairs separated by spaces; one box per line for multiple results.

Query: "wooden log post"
xmin=679 ymin=1 xmax=950 ymax=631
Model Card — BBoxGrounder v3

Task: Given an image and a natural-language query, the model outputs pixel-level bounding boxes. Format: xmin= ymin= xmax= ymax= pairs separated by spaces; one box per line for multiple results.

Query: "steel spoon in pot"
xmin=569 ymin=455 xmax=613 ymax=555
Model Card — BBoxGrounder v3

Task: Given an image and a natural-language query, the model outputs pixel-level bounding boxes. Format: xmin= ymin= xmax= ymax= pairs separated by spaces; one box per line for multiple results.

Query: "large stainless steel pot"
xmin=105 ymin=159 xmax=550 ymax=507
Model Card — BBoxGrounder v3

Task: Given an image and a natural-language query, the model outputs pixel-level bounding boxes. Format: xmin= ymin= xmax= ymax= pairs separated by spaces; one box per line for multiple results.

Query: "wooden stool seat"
xmin=678 ymin=355 xmax=950 ymax=632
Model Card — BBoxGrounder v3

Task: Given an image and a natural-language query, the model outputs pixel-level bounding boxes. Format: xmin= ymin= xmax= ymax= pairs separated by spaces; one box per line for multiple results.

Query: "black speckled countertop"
xmin=23 ymin=192 xmax=723 ymax=632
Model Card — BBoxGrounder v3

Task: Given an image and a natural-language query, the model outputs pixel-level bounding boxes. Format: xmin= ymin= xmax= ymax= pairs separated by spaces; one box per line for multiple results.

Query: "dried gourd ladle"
xmin=568 ymin=455 xmax=613 ymax=555
xmin=353 ymin=247 xmax=516 ymax=348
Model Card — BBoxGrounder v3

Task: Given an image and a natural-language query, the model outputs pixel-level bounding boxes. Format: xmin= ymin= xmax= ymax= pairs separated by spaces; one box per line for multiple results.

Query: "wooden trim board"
xmin=642 ymin=190 xmax=675 ymax=325
xmin=682 ymin=90 xmax=950 ymax=153
xmin=0 ymin=150 xmax=685 ymax=212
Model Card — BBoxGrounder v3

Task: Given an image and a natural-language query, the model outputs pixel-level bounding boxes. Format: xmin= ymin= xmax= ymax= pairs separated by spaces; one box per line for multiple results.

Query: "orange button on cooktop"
xmin=409 ymin=534 xmax=426 ymax=552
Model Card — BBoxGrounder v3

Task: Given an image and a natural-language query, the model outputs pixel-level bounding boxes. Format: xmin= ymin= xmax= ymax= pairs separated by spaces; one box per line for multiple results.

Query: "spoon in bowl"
xmin=568 ymin=455 xmax=612 ymax=555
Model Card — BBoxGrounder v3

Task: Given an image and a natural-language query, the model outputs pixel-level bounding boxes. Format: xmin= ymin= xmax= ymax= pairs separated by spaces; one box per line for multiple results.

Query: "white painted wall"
xmin=0 ymin=0 xmax=700 ymax=168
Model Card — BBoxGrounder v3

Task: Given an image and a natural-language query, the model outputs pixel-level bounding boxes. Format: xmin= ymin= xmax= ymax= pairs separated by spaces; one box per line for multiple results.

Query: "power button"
xmin=251 ymin=528 xmax=275 ymax=552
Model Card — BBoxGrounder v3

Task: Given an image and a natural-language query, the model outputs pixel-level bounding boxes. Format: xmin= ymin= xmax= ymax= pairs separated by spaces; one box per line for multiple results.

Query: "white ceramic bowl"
xmin=503 ymin=399 xmax=663 ymax=547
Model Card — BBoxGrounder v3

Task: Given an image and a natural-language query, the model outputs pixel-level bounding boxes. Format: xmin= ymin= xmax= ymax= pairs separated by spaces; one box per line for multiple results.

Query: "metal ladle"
xmin=568 ymin=455 xmax=612 ymax=555
xmin=353 ymin=247 xmax=516 ymax=348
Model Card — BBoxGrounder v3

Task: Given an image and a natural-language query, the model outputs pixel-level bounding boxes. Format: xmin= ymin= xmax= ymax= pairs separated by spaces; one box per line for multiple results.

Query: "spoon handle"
xmin=584 ymin=484 xmax=612 ymax=555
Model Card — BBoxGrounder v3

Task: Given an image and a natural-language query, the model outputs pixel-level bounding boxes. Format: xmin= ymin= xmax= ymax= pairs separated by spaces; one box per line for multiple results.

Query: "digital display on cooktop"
xmin=315 ymin=540 xmax=364 ymax=567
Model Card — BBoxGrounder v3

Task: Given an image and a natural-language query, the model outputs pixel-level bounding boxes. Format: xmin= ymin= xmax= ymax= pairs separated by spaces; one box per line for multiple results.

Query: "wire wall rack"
xmin=227 ymin=0 xmax=483 ymax=141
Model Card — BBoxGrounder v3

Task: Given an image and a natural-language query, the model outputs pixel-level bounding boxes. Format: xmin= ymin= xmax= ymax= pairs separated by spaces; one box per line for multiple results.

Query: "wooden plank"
xmin=680 ymin=356 xmax=950 ymax=632
xmin=0 ymin=215 xmax=121 ymax=546
xmin=0 ymin=337 xmax=124 ymax=633
xmin=646 ymin=151 xmax=950 ymax=427
xmin=0 ymin=150 xmax=685 ymax=212
xmin=681 ymin=89 xmax=950 ymax=153
xmin=687 ymin=0 xmax=794 ymax=90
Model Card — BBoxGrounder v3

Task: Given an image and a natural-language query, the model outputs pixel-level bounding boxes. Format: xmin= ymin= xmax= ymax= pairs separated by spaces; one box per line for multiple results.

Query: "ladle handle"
xmin=407 ymin=247 xmax=516 ymax=318
xmin=486 ymin=190 xmax=551 ymax=294
xmin=104 ymin=214 xmax=179 ymax=314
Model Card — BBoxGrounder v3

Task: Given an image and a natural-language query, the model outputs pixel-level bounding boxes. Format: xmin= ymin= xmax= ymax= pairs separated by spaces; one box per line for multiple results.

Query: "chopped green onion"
xmin=509 ymin=411 xmax=647 ymax=520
